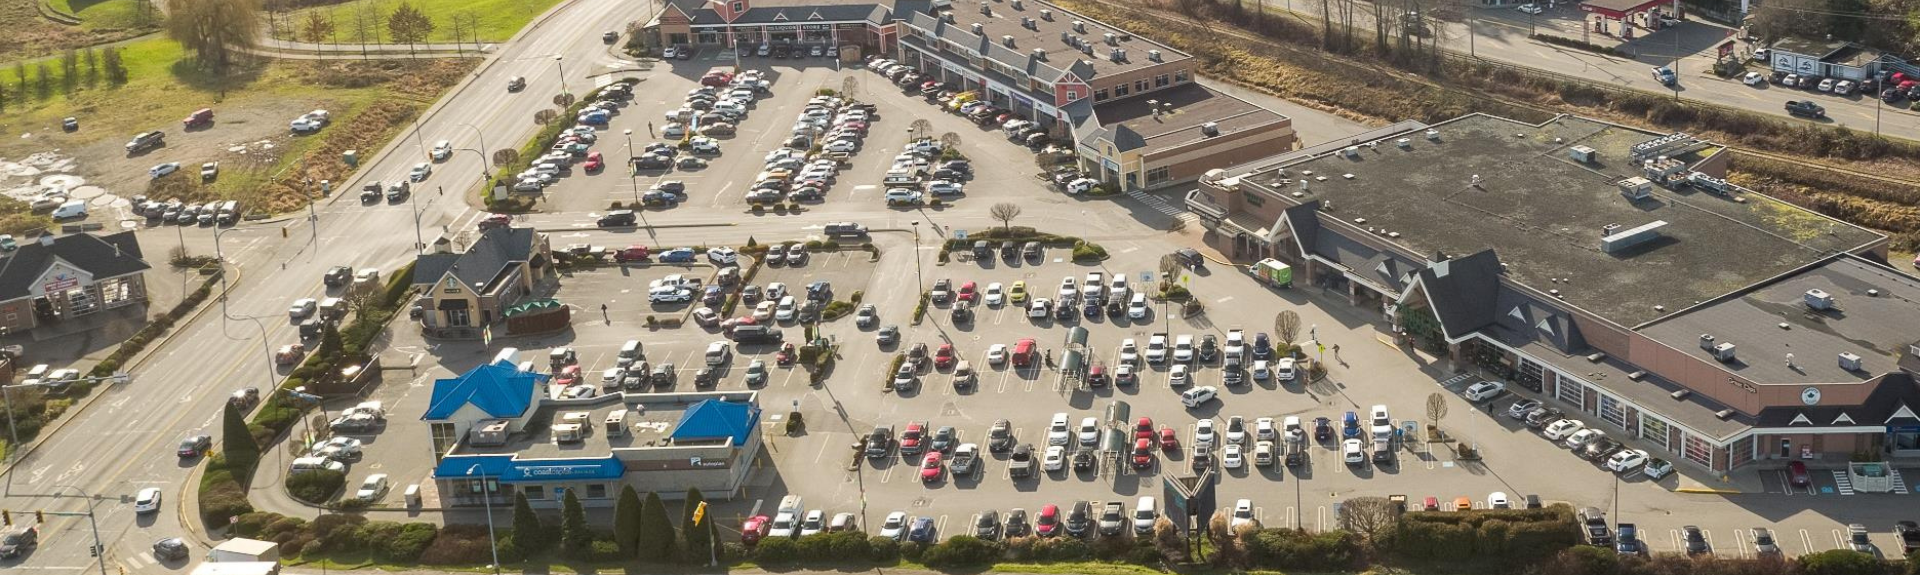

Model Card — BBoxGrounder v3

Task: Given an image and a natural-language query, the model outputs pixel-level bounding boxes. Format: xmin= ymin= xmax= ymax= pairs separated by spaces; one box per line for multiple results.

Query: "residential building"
xmin=412 ymin=227 xmax=553 ymax=339
xmin=0 ymin=232 xmax=149 ymax=335
xmin=1187 ymin=113 xmax=1916 ymax=472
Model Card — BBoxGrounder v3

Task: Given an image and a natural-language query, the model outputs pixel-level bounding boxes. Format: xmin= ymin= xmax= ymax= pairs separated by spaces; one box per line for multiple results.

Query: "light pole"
xmin=212 ymin=228 xmax=278 ymax=391
xmin=553 ymin=55 xmax=569 ymax=97
xmin=624 ymin=129 xmax=639 ymax=206
xmin=459 ymin=122 xmax=493 ymax=177
xmin=467 ymin=464 xmax=503 ymax=575
xmin=910 ymin=221 xmax=924 ymax=294
xmin=56 ymin=485 xmax=110 ymax=575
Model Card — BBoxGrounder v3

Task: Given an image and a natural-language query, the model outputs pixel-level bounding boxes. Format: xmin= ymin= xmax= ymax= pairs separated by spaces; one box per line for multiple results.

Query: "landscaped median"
xmin=936 ymin=226 xmax=1107 ymax=264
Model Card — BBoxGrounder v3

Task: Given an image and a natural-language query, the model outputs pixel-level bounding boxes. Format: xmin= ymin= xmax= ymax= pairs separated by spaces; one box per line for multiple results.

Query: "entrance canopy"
xmin=1579 ymin=0 xmax=1667 ymax=18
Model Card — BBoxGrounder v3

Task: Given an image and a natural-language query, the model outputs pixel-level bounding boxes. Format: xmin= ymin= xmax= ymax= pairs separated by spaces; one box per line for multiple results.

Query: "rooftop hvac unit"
xmin=1341 ymin=146 xmax=1360 ymax=158
xmin=1201 ymin=122 xmax=1220 ymax=137
xmin=1003 ymin=35 xmax=1016 ymax=47
xmin=1670 ymin=389 xmax=1692 ymax=400
xmin=1148 ymin=49 xmax=1161 ymax=61
xmin=1032 ymin=48 xmax=1047 ymax=60
xmin=1568 ymin=145 xmax=1596 ymax=163
xmin=1715 ymin=409 xmax=1736 ymax=420
xmin=972 ymin=23 xmax=984 ymax=34
xmin=1712 ymin=342 xmax=1738 ymax=363
xmin=1041 ymin=9 xmax=1052 ymax=19
xmin=1599 ymin=219 xmax=1667 ymax=254
xmin=1011 ymin=0 xmax=1022 ymax=8
xmin=1111 ymin=48 xmax=1126 ymax=61
xmin=1022 ymin=17 xmax=1033 ymax=28
xmin=1699 ymin=334 xmax=1716 ymax=350
xmin=980 ymin=3 xmax=991 ymax=15
xmin=1060 ymin=31 xmax=1071 ymax=43
xmin=1838 ymin=352 xmax=1864 ymax=371
xmin=1687 ymin=172 xmax=1730 ymax=194
xmin=1618 ymin=176 xmax=1653 ymax=201
xmin=1424 ymin=129 xmax=1440 ymax=140
xmin=1396 ymin=138 xmax=1411 ymax=148
xmin=1804 ymin=288 xmax=1834 ymax=310
xmin=1104 ymin=33 xmax=1117 ymax=45
xmin=1081 ymin=43 xmax=1093 ymax=54
xmin=1072 ymin=20 xmax=1086 ymax=32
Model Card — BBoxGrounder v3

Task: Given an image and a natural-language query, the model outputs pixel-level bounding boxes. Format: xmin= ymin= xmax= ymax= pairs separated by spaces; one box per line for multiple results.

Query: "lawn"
xmin=271 ymin=0 xmax=570 ymax=44
xmin=48 ymin=0 xmax=160 ymax=32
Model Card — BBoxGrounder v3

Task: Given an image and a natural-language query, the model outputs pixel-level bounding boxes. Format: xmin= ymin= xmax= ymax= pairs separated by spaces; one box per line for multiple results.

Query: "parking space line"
xmin=1315 ymin=506 xmax=1327 ymax=533
xmin=1732 ymin=528 xmax=1748 ymax=559
xmin=1798 ymin=528 xmax=1815 ymax=555
xmin=1830 ymin=529 xmax=1846 ymax=551
xmin=1668 ymin=529 xmax=1682 ymax=553
xmin=995 ymin=367 xmax=1014 ymax=394
xmin=1705 ymin=529 xmax=1716 ymax=556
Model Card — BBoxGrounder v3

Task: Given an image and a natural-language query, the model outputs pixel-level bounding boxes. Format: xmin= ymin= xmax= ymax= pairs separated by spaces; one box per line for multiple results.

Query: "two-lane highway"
xmin=0 ymin=0 xmax=653 ymax=572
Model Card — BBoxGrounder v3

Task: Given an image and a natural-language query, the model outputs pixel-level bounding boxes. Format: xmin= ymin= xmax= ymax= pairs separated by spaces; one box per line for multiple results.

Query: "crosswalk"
xmin=119 ymin=551 xmax=160 ymax=572
xmin=1831 ymin=470 xmax=1855 ymax=496
xmin=1125 ymin=190 xmax=1199 ymax=224
xmin=1891 ymin=467 xmax=1910 ymax=494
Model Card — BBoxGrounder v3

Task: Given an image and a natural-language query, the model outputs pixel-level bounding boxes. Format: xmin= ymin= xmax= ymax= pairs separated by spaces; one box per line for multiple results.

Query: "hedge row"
xmin=233 ymin=511 xmax=453 ymax=564
xmin=1393 ymin=506 xmax=1583 ymax=569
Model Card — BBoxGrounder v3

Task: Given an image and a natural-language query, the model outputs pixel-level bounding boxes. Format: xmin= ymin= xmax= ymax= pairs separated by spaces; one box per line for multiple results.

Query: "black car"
xmin=1683 ymin=525 xmax=1710 ymax=555
xmin=152 ymin=537 xmax=190 ymax=561
xmin=1581 ymin=438 xmax=1622 ymax=461
xmin=1073 ymin=447 xmax=1096 ymax=471
xmin=1198 ymin=334 xmax=1218 ymax=362
xmin=597 ymin=210 xmax=637 ymax=227
xmin=177 ymin=435 xmax=212 ymax=458
xmin=931 ymin=426 xmax=957 ymax=453
xmin=1525 ymin=407 xmax=1564 ymax=428
xmin=323 ymin=266 xmax=352 ymax=287
xmin=1064 ymin=501 xmax=1092 ymax=537
xmin=1005 ymin=508 xmax=1031 ymax=538
xmin=974 ymin=510 xmax=1001 ymax=540
xmin=650 ymin=363 xmax=676 ymax=387
xmin=1785 ymin=100 xmax=1826 ymax=119
xmin=602 ymin=31 xmax=619 ymax=43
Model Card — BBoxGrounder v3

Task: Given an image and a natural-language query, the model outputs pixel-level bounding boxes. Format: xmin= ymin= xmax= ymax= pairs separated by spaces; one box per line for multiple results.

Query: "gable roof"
xmin=413 ymin=227 xmax=538 ymax=292
xmin=669 ymin=399 xmax=761 ymax=445
xmin=422 ymin=360 xmax=545 ymax=420
xmin=0 ymin=232 xmax=149 ymax=301
xmin=665 ymin=0 xmax=894 ymax=25
xmin=1755 ymin=373 xmax=1920 ymax=429
xmin=1410 ymin=250 xmax=1504 ymax=340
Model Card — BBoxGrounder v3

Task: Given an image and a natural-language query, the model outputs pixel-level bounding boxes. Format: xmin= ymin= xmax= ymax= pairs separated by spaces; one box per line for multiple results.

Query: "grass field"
xmin=48 ymin=0 xmax=159 ymax=32
xmin=271 ymin=0 xmax=569 ymax=44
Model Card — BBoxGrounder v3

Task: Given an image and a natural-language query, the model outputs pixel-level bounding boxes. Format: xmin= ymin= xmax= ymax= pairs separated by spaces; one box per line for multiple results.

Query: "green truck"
xmin=1252 ymin=259 xmax=1293 ymax=288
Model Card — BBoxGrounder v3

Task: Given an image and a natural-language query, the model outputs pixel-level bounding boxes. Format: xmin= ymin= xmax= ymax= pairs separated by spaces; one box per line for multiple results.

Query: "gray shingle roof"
xmin=413 ymin=227 xmax=537 ymax=292
xmin=0 ymin=232 xmax=149 ymax=302
xmin=1412 ymin=250 xmax=1504 ymax=339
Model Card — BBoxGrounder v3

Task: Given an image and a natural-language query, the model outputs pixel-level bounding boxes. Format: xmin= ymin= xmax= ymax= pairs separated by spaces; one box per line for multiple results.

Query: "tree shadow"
xmin=168 ymin=57 xmax=269 ymax=97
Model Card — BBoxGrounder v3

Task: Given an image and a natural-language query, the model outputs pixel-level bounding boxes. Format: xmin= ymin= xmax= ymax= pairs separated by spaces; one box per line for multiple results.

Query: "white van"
xmin=617 ymin=340 xmax=643 ymax=367
xmin=492 ymin=347 xmax=520 ymax=365
xmin=704 ymin=341 xmax=731 ymax=365
xmin=51 ymin=200 xmax=87 ymax=220
xmin=290 ymin=456 xmax=347 ymax=474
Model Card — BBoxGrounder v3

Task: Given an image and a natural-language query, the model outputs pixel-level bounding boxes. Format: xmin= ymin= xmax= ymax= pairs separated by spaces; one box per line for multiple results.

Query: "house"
xmin=0 ymin=232 xmax=150 ymax=335
xmin=412 ymin=227 xmax=552 ymax=338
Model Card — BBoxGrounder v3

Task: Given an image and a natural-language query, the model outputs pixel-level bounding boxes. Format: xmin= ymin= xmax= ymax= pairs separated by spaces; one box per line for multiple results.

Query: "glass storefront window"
xmin=1554 ymin=375 xmax=1584 ymax=408
xmin=1729 ymin=435 xmax=1754 ymax=468
xmin=1640 ymin=416 xmax=1671 ymax=451
xmin=1599 ymin=395 xmax=1626 ymax=429
xmin=1683 ymin=434 xmax=1713 ymax=468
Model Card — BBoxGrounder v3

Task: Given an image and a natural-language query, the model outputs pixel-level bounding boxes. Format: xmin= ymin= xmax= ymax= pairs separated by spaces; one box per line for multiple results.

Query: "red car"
xmin=957 ymin=282 xmax=978 ymax=303
xmin=1131 ymin=438 xmax=1154 ymax=470
xmin=1787 ymin=460 xmax=1811 ymax=488
xmin=1422 ymin=496 xmax=1439 ymax=511
xmin=477 ymin=212 xmax=512 ymax=230
xmin=582 ymin=151 xmax=604 ymax=172
xmin=1134 ymin=417 xmax=1155 ymax=441
xmin=920 ymin=452 xmax=944 ymax=483
xmin=934 ymin=344 xmax=956 ymax=370
xmin=900 ymin=422 xmax=927 ymax=455
xmin=1158 ymin=428 xmax=1179 ymax=451
xmin=1036 ymin=504 xmax=1061 ymax=537
xmin=740 ymin=515 xmax=770 ymax=546
xmin=555 ymin=364 xmax=582 ymax=386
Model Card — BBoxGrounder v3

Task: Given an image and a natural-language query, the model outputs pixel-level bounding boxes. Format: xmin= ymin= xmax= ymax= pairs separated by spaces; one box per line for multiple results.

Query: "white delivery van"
xmin=51 ymin=200 xmax=88 ymax=220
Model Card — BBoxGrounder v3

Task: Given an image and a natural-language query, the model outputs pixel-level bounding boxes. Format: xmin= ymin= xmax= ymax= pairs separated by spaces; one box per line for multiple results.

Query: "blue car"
xmin=659 ymin=248 xmax=696 ymax=263
xmin=908 ymin=516 xmax=937 ymax=543
xmin=1342 ymin=411 xmax=1361 ymax=439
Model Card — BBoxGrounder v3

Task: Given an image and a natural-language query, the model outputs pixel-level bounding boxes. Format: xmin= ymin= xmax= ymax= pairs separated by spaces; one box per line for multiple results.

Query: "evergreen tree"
xmin=219 ymin=402 xmax=258 ymax=474
xmin=510 ymin=492 xmax=548 ymax=556
xmin=636 ymin=491 xmax=676 ymax=561
xmin=679 ymin=487 xmax=712 ymax=564
xmin=103 ymin=48 xmax=128 ymax=84
xmin=34 ymin=62 xmax=53 ymax=99
xmin=560 ymin=489 xmax=592 ymax=558
xmin=613 ymin=485 xmax=643 ymax=557
xmin=83 ymin=47 xmax=98 ymax=87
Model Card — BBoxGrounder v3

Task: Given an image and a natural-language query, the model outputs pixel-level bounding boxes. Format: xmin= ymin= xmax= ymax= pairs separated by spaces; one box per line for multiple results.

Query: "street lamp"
xmin=623 ymin=129 xmax=639 ymax=206
xmin=55 ymin=485 xmax=109 ymax=575
xmin=553 ymin=55 xmax=569 ymax=97
xmin=212 ymin=228 xmax=278 ymax=390
xmin=467 ymin=464 xmax=503 ymax=575
xmin=458 ymin=122 xmax=493 ymax=177
xmin=910 ymin=221 xmax=923 ymax=294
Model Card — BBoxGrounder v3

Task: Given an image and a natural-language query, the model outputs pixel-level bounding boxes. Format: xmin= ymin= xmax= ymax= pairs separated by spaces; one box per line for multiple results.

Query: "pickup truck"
xmin=1785 ymin=100 xmax=1826 ymax=119
xmin=1578 ymin=507 xmax=1614 ymax=546
xmin=1008 ymin=444 xmax=1035 ymax=478
xmin=1896 ymin=520 xmax=1920 ymax=554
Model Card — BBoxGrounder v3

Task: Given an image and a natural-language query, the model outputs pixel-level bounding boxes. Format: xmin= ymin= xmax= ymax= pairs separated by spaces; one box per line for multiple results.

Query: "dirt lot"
xmin=0 ymin=0 xmax=155 ymax=62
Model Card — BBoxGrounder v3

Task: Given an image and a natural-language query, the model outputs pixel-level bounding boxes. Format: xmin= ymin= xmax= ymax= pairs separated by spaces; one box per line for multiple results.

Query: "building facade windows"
xmin=1135 ymin=79 xmax=1149 ymax=92
xmin=1115 ymin=84 xmax=1129 ymax=97
xmin=1517 ymin=359 xmax=1544 ymax=391
xmin=1555 ymin=375 xmax=1585 ymax=408
xmin=587 ymin=484 xmax=608 ymax=498
xmin=1639 ymin=415 xmax=1671 ymax=451
xmin=525 ymin=486 xmax=545 ymax=500
xmin=1147 ymin=166 xmax=1171 ymax=184
xmin=1155 ymin=74 xmax=1169 ymax=87
xmin=1175 ymin=70 xmax=1191 ymax=83
xmin=1095 ymin=88 xmax=1109 ymax=101
xmin=1244 ymin=193 xmax=1264 ymax=207
xmin=1599 ymin=395 xmax=1626 ymax=429
xmin=1683 ymin=434 xmax=1714 ymax=468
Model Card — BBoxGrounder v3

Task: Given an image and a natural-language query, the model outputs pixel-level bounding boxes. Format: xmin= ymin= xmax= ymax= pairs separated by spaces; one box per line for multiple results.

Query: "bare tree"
xmin=1338 ymin=496 xmax=1401 ymax=547
xmin=386 ymin=2 xmax=435 ymax=54
xmin=299 ymin=11 xmax=335 ymax=44
xmin=1208 ymin=511 xmax=1248 ymax=568
xmin=1426 ymin=392 xmax=1448 ymax=430
xmin=908 ymin=119 xmax=932 ymax=141
xmin=533 ymin=109 xmax=558 ymax=125
xmin=492 ymin=149 xmax=520 ymax=168
xmin=166 ymin=0 xmax=262 ymax=76
xmin=939 ymin=131 xmax=961 ymax=150
xmin=839 ymin=75 xmax=857 ymax=97
xmin=1159 ymin=254 xmax=1182 ymax=289
xmin=989 ymin=202 xmax=1022 ymax=231
xmin=1274 ymin=310 xmax=1301 ymax=348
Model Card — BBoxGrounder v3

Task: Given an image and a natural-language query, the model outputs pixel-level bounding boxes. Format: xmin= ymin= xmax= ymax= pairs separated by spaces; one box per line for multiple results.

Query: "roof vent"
xmin=1670 ymin=389 xmax=1692 ymax=400
xmin=1148 ymin=49 xmax=1162 ymax=61
xmin=1072 ymin=20 xmax=1086 ymax=32
xmin=1104 ymin=32 xmax=1117 ymax=45
xmin=1838 ymin=352 xmax=1864 ymax=371
xmin=972 ymin=22 xmax=984 ymax=34
xmin=1081 ymin=43 xmax=1093 ymax=55
xmin=1108 ymin=47 xmax=1124 ymax=62
xmin=1425 ymin=129 xmax=1441 ymax=140
xmin=1003 ymin=35 xmax=1016 ymax=47
xmin=1011 ymin=0 xmax=1023 ymax=9
xmin=1341 ymin=146 xmax=1360 ymax=158
xmin=1867 ymin=289 xmax=1880 ymax=297
xmin=980 ymin=3 xmax=991 ymax=15
xmin=943 ymin=12 xmax=956 ymax=22
xmin=1712 ymin=342 xmax=1738 ymax=363
xmin=1585 ymin=352 xmax=1607 ymax=362
xmin=1396 ymin=138 xmax=1412 ymax=149
xmin=1699 ymin=334 xmax=1716 ymax=350
xmin=1569 ymin=145 xmax=1596 ymax=163
xmin=1627 ymin=370 xmax=1647 ymax=380
xmin=1803 ymin=288 xmax=1834 ymax=310
xmin=1715 ymin=409 xmax=1736 ymax=420
xmin=1600 ymin=220 xmax=1668 ymax=253
xmin=1201 ymin=122 xmax=1219 ymax=137
xmin=1041 ymin=9 xmax=1052 ymax=20
xmin=1032 ymin=48 xmax=1047 ymax=60
xmin=1060 ymin=31 xmax=1071 ymax=43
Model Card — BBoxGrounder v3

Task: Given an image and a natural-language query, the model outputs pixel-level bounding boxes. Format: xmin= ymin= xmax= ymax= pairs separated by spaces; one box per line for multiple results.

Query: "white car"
xmin=927 ymin=181 xmax=963 ymax=196
xmin=1563 ymin=428 xmax=1604 ymax=449
xmin=1027 ymin=298 xmax=1052 ymax=319
xmin=1252 ymin=360 xmax=1271 ymax=380
xmin=1254 ymin=417 xmax=1276 ymax=441
xmin=799 ymin=510 xmax=826 ymax=536
xmin=879 ymin=511 xmax=910 ymax=540
xmin=1542 ymin=418 xmax=1585 ymax=440
xmin=752 ymin=300 xmax=776 ymax=321
xmin=884 ymin=188 xmax=924 ymax=205
xmin=1047 ymin=412 xmax=1071 ymax=446
xmin=1057 ymin=277 xmax=1077 ymax=299
xmin=1516 ymin=3 xmax=1544 ymax=14
xmin=1168 ymin=364 xmax=1189 ymax=386
xmin=984 ymin=283 xmax=1005 ymax=305
xmin=1487 ymin=492 xmax=1511 ymax=509
xmin=1181 ymin=385 xmax=1217 ymax=408
xmin=1742 ymin=72 xmax=1765 ymax=86
xmin=1229 ymin=499 xmax=1255 ymax=530
xmin=1606 ymin=449 xmax=1650 ymax=473
xmin=1464 ymin=380 xmax=1505 ymax=402
xmin=134 ymin=487 xmax=163 ymax=514
xmin=356 ymin=473 xmax=389 ymax=501
xmin=148 ymin=162 xmax=180 ymax=179
xmin=432 ymin=140 xmax=452 ymax=161
xmin=290 ymin=110 xmax=330 ymax=132
xmin=1043 ymin=445 xmax=1067 ymax=471
xmin=774 ymin=296 xmax=797 ymax=321
xmin=1127 ymin=293 xmax=1149 ymax=319
xmin=1342 ymin=439 xmax=1366 ymax=465
xmin=1146 ymin=335 xmax=1169 ymax=363
xmin=1224 ymin=330 xmax=1245 ymax=357
xmin=1193 ymin=418 xmax=1216 ymax=450
xmin=1222 ymin=444 xmax=1244 ymax=469
xmin=1225 ymin=416 xmax=1246 ymax=445
xmin=1078 ymin=417 xmax=1100 ymax=446
xmin=824 ymin=139 xmax=859 ymax=153
xmin=1274 ymin=358 xmax=1297 ymax=381
xmin=1173 ymin=335 xmax=1195 ymax=362
xmin=1119 ymin=339 xmax=1140 ymax=365
xmin=690 ymin=137 xmax=722 ymax=154
xmin=1641 ymin=458 xmax=1675 ymax=479
xmin=986 ymin=343 xmax=1008 ymax=365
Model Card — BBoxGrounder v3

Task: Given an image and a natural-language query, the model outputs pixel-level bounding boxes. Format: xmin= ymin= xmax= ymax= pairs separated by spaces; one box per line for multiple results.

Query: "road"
xmin=0 ymin=0 xmax=650 ymax=572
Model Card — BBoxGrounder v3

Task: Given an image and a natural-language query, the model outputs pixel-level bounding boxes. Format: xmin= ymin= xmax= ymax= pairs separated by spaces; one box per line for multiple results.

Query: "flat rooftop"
xmin=460 ymin=400 xmax=688 ymax=459
xmin=919 ymin=0 xmax=1192 ymax=81
xmin=1092 ymin=83 xmax=1286 ymax=153
xmin=1243 ymin=114 xmax=1881 ymax=326
xmin=1639 ymin=256 xmax=1920 ymax=385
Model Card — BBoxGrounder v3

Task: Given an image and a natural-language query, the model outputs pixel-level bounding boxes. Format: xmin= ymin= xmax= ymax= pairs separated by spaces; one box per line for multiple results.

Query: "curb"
xmin=1673 ymin=487 xmax=1742 ymax=494
xmin=534 ymin=222 xmax=736 ymax=233
xmin=0 ymin=265 xmax=243 ymax=477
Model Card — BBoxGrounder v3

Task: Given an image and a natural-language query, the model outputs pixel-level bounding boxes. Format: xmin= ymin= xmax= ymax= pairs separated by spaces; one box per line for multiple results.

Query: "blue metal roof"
xmin=669 ymin=399 xmax=760 ymax=446
xmin=433 ymin=454 xmax=514 ymax=479
xmin=422 ymin=360 xmax=545 ymax=420
xmin=500 ymin=457 xmax=626 ymax=483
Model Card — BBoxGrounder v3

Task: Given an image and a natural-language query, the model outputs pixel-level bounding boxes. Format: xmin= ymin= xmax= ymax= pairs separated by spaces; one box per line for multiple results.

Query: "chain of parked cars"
xmin=742 ymin=93 xmax=874 ymax=205
xmin=505 ymin=82 xmax=631 ymax=194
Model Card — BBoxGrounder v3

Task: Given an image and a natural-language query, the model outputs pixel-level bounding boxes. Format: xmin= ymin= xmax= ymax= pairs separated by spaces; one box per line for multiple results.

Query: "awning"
xmin=503 ymin=299 xmax=560 ymax=317
xmin=437 ymin=298 xmax=470 ymax=310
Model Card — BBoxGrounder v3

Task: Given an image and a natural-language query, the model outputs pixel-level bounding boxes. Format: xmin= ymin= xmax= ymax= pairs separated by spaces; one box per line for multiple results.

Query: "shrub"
xmin=1799 ymin=549 xmax=1886 ymax=575
xmin=233 ymin=512 xmax=284 ymax=538
xmin=286 ymin=469 xmax=345 ymax=504
xmin=753 ymin=536 xmax=799 ymax=563
xmin=419 ymin=524 xmax=515 ymax=565
xmin=1247 ymin=528 xmax=1364 ymax=571
xmin=384 ymin=522 xmax=439 ymax=562
xmin=1032 ymin=535 xmax=1089 ymax=561
xmin=821 ymin=300 xmax=854 ymax=320
xmin=1071 ymin=240 xmax=1108 ymax=261
xmin=867 ymin=535 xmax=901 ymax=562
xmin=899 ymin=540 xmax=927 ymax=562
xmin=921 ymin=535 xmax=1002 ymax=567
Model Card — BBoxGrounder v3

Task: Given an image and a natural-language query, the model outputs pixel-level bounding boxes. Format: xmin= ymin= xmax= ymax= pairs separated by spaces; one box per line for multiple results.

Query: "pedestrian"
xmin=1332 ymin=343 xmax=1341 ymax=356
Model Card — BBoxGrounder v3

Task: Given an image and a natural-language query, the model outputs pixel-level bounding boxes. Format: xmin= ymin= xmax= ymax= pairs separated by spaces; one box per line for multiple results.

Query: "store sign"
xmin=689 ymin=456 xmax=728 ymax=468
xmin=521 ymin=465 xmax=608 ymax=478
xmin=42 ymin=272 xmax=80 ymax=293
